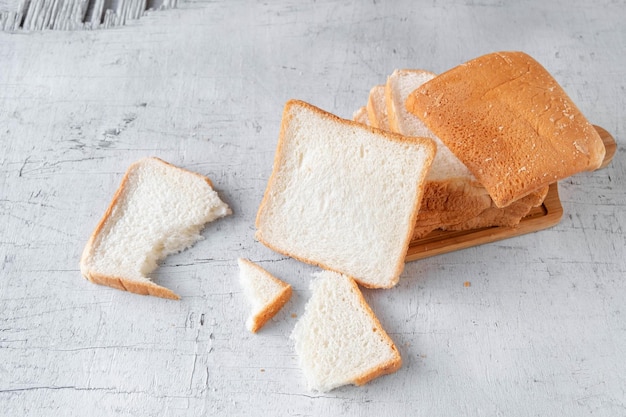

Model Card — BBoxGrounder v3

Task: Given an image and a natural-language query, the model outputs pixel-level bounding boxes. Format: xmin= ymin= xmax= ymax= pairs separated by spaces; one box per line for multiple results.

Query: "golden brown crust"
xmin=411 ymin=184 xmax=549 ymax=238
xmin=353 ymin=356 xmax=403 ymax=386
xmin=449 ymin=185 xmax=549 ymax=231
xmin=80 ymin=157 xmax=219 ymax=300
xmin=255 ymin=99 xmax=436 ymax=289
xmin=410 ymin=178 xmax=491 ymax=239
xmin=406 ymin=51 xmax=606 ymax=208
xmin=527 ymin=185 xmax=550 ymax=207
xmin=443 ymin=194 xmax=535 ymax=231
xmin=411 ymin=224 xmax=439 ymax=240
xmin=85 ymin=271 xmax=180 ymax=300
xmin=417 ymin=178 xmax=492 ymax=224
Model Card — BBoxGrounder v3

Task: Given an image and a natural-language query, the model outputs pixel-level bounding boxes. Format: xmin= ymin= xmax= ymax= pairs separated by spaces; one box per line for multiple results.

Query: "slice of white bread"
xmin=406 ymin=51 xmax=606 ymax=208
xmin=237 ymin=258 xmax=292 ymax=333
xmin=80 ymin=157 xmax=231 ymax=299
xmin=291 ymin=270 xmax=402 ymax=392
xmin=255 ymin=99 xmax=436 ymax=288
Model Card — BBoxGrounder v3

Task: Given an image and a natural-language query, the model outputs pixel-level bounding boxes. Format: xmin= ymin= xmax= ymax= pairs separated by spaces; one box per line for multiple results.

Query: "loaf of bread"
xmin=255 ymin=99 xmax=435 ymax=288
xmin=80 ymin=157 xmax=231 ymax=299
xmin=291 ymin=270 xmax=402 ymax=392
xmin=238 ymin=258 xmax=292 ymax=333
xmin=358 ymin=69 xmax=548 ymax=239
xmin=406 ymin=51 xmax=606 ymax=208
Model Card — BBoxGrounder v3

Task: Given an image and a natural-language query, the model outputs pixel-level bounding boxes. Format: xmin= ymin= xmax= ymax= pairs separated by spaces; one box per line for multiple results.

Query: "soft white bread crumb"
xmin=255 ymin=99 xmax=435 ymax=288
xmin=238 ymin=258 xmax=292 ymax=332
xmin=80 ymin=157 xmax=231 ymax=299
xmin=291 ymin=270 xmax=402 ymax=392
xmin=385 ymin=69 xmax=477 ymax=182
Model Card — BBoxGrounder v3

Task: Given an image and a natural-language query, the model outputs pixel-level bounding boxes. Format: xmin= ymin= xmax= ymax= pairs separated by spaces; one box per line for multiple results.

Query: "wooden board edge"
xmin=594 ymin=125 xmax=617 ymax=170
xmin=405 ymin=183 xmax=563 ymax=262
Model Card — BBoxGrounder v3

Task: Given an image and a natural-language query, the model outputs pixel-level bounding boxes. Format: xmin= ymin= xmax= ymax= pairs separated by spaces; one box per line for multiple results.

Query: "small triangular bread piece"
xmin=291 ymin=270 xmax=402 ymax=392
xmin=406 ymin=51 xmax=606 ymax=208
xmin=237 ymin=258 xmax=292 ymax=332
xmin=80 ymin=157 xmax=231 ymax=299
xmin=255 ymin=100 xmax=436 ymax=288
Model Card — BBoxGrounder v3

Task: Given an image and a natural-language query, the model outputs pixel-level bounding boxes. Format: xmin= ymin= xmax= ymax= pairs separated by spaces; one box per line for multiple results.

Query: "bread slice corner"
xmin=237 ymin=257 xmax=292 ymax=333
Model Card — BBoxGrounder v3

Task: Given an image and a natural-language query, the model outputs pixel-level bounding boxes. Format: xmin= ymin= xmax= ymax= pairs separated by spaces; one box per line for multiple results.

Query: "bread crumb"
xmin=260 ymin=369 xmax=265 ymax=373
xmin=463 ymin=281 xmax=471 ymax=287
xmin=291 ymin=313 xmax=297 ymax=318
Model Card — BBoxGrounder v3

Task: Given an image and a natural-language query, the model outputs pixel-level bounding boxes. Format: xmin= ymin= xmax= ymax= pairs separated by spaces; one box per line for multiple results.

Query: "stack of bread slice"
xmin=80 ymin=157 xmax=232 ymax=299
xmin=405 ymin=51 xmax=605 ymax=208
xmin=354 ymin=64 xmax=553 ymax=239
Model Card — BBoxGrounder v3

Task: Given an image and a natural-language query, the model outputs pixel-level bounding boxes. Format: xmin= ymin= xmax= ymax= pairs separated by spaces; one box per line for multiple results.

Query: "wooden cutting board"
xmin=405 ymin=125 xmax=617 ymax=261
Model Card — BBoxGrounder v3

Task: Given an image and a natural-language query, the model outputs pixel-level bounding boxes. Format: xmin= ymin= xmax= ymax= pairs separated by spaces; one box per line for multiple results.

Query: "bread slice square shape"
xmin=237 ymin=258 xmax=292 ymax=332
xmin=80 ymin=157 xmax=231 ymax=299
xmin=291 ymin=270 xmax=402 ymax=392
xmin=255 ymin=100 xmax=436 ymax=288
xmin=406 ymin=51 xmax=606 ymax=208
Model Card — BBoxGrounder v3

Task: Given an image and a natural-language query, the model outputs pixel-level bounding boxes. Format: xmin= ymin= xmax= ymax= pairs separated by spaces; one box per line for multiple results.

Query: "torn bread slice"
xmin=80 ymin=157 xmax=231 ymax=299
xmin=255 ymin=99 xmax=436 ymax=288
xmin=238 ymin=258 xmax=292 ymax=333
xmin=406 ymin=51 xmax=606 ymax=208
xmin=291 ymin=270 xmax=402 ymax=392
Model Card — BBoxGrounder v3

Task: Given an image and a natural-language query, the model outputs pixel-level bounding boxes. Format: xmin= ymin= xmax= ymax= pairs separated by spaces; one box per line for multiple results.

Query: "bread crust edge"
xmin=239 ymin=258 xmax=293 ymax=333
xmin=345 ymin=275 xmax=403 ymax=386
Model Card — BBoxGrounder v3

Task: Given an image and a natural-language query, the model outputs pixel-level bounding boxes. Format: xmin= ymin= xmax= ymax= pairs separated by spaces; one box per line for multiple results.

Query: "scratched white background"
xmin=1 ymin=0 xmax=625 ymax=416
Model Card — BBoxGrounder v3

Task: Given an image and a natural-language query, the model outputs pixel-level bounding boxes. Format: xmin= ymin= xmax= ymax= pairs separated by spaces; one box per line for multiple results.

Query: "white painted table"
xmin=1 ymin=1 xmax=625 ymax=415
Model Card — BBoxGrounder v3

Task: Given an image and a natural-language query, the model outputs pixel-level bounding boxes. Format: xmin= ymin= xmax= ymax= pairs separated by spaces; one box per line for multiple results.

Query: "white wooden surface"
xmin=1 ymin=1 xmax=625 ymax=416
